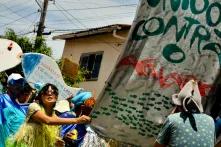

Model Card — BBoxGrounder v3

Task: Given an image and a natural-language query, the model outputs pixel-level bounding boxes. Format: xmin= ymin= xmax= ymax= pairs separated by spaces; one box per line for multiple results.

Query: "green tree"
xmin=57 ymin=59 xmax=89 ymax=87
xmin=4 ymin=29 xmax=52 ymax=55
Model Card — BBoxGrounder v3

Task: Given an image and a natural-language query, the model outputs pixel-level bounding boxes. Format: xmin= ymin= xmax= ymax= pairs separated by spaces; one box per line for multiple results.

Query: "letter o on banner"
xmin=190 ymin=0 xmax=209 ymax=14
xmin=162 ymin=44 xmax=186 ymax=63
xmin=206 ymin=2 xmax=221 ymax=27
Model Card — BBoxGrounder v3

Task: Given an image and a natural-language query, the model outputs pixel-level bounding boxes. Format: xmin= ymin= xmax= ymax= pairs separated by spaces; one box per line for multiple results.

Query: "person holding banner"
xmin=6 ymin=83 xmax=91 ymax=147
xmin=154 ymin=80 xmax=215 ymax=147
xmin=0 ymin=73 xmax=33 ymax=147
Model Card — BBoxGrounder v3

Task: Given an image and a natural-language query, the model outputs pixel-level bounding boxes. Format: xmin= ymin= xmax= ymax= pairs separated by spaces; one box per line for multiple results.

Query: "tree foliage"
xmin=4 ymin=29 xmax=52 ymax=56
xmin=57 ymin=59 xmax=89 ymax=87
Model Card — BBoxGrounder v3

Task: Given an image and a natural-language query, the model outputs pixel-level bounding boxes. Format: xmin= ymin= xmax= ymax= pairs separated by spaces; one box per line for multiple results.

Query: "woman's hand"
xmin=55 ymin=137 xmax=65 ymax=147
xmin=76 ymin=115 xmax=91 ymax=124
xmin=64 ymin=131 xmax=77 ymax=141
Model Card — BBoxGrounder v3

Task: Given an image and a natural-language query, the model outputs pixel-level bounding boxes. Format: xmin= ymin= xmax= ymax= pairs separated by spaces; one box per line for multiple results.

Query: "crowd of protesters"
xmin=0 ymin=73 xmax=92 ymax=147
xmin=1 ymin=74 xmax=221 ymax=147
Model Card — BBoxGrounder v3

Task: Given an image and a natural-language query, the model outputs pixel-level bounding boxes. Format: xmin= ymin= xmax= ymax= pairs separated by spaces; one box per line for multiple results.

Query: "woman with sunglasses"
xmin=6 ymin=83 xmax=91 ymax=147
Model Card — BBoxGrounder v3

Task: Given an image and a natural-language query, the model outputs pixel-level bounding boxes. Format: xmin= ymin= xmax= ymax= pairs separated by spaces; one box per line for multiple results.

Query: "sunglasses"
xmin=43 ymin=89 xmax=58 ymax=96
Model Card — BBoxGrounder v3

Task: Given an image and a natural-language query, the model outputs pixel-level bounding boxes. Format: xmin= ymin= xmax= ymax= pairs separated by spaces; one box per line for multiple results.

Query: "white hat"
xmin=54 ymin=100 xmax=70 ymax=113
xmin=172 ymin=80 xmax=203 ymax=113
xmin=7 ymin=73 xmax=23 ymax=83
xmin=7 ymin=73 xmax=27 ymax=87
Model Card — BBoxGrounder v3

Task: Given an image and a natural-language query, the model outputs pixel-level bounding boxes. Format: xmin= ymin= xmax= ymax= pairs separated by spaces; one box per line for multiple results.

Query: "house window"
xmin=79 ymin=51 xmax=103 ymax=81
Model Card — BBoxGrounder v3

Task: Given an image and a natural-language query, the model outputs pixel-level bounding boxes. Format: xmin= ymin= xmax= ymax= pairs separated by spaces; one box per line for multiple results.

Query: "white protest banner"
xmin=0 ymin=38 xmax=23 ymax=72
xmin=22 ymin=53 xmax=82 ymax=100
xmin=91 ymin=0 xmax=220 ymax=146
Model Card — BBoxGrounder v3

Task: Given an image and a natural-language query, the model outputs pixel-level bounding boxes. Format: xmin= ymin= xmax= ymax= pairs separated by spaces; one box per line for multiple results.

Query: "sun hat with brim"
xmin=172 ymin=80 xmax=203 ymax=113
xmin=7 ymin=73 xmax=27 ymax=87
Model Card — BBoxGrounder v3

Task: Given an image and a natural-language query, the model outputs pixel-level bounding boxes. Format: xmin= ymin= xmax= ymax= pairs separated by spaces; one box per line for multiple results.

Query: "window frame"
xmin=79 ymin=51 xmax=104 ymax=81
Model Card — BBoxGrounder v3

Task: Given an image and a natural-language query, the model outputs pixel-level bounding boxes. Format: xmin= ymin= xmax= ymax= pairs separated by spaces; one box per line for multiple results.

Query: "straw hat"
xmin=172 ymin=80 xmax=203 ymax=113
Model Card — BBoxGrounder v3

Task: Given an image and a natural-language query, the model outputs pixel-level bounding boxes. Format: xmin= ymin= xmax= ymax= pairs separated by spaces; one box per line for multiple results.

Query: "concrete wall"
xmin=62 ymin=30 xmax=129 ymax=97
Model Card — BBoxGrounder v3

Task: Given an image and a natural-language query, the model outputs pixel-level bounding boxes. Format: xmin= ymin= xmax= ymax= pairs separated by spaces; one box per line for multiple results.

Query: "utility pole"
xmin=36 ymin=0 xmax=49 ymax=37
xmin=34 ymin=0 xmax=49 ymax=49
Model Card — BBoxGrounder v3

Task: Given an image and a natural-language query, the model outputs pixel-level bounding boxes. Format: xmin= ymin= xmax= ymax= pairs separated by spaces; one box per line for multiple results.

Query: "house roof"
xmin=52 ymin=24 xmax=131 ymax=40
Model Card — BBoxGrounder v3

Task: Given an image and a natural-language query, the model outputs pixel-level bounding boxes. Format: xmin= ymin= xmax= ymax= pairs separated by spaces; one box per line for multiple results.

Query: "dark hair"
xmin=8 ymin=80 xmax=32 ymax=99
xmin=20 ymin=83 xmax=33 ymax=93
xmin=75 ymin=97 xmax=95 ymax=116
xmin=35 ymin=83 xmax=59 ymax=106
xmin=16 ymin=82 xmax=33 ymax=97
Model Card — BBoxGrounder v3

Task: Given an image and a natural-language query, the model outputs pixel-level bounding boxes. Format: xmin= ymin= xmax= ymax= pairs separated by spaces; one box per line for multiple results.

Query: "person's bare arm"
xmin=31 ymin=110 xmax=91 ymax=125
xmin=153 ymin=141 xmax=167 ymax=147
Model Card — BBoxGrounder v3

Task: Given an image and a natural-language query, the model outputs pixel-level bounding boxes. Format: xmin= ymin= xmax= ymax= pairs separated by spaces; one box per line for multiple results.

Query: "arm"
xmin=154 ymin=117 xmax=171 ymax=147
xmin=31 ymin=110 xmax=91 ymax=125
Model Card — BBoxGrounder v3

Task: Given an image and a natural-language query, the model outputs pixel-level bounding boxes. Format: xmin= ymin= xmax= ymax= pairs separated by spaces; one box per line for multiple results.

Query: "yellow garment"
xmin=70 ymin=129 xmax=78 ymax=140
xmin=6 ymin=103 xmax=60 ymax=147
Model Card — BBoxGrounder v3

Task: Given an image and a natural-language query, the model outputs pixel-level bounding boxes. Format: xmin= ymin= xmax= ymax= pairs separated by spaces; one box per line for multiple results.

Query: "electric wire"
xmin=54 ymin=2 xmax=88 ymax=29
xmin=0 ymin=1 xmax=34 ymax=23
xmin=53 ymin=3 xmax=84 ymax=30
xmin=48 ymin=4 xmax=137 ymax=11
xmin=0 ymin=12 xmax=38 ymax=28
xmin=17 ymin=12 xmax=40 ymax=36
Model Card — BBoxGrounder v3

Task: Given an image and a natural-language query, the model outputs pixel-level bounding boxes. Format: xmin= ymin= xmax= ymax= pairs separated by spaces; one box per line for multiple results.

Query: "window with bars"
xmin=79 ymin=51 xmax=103 ymax=81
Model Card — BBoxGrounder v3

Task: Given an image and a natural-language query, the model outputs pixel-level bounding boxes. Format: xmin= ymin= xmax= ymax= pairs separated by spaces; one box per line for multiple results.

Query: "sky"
xmin=0 ymin=0 xmax=139 ymax=60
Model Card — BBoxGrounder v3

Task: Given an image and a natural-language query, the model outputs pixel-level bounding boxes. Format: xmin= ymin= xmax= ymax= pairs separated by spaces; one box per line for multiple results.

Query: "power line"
xmin=73 ymin=0 xmax=110 ymax=29
xmin=0 ymin=15 xmax=15 ymax=20
xmin=54 ymin=2 xmax=87 ymax=29
xmin=18 ymin=30 xmax=35 ymax=36
xmin=0 ymin=0 xmax=136 ymax=37
xmin=55 ymin=0 xmax=126 ymax=6
xmin=0 ymin=1 xmax=33 ymax=23
xmin=0 ymin=23 xmax=33 ymax=26
xmin=53 ymin=3 xmax=81 ymax=29
xmin=17 ymin=12 xmax=40 ymax=36
xmin=0 ymin=12 xmax=38 ymax=28
xmin=47 ymin=11 xmax=135 ymax=22
xmin=0 ymin=0 xmax=33 ymax=13
xmin=55 ymin=2 xmax=87 ymax=28
xmin=46 ymin=13 xmax=134 ymax=26
xmin=48 ymin=3 xmax=136 ymax=30
xmin=48 ymin=4 xmax=137 ymax=11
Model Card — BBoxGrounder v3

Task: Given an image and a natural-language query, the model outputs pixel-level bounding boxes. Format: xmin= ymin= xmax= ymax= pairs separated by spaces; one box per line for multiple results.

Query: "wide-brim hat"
xmin=172 ymin=80 xmax=203 ymax=113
